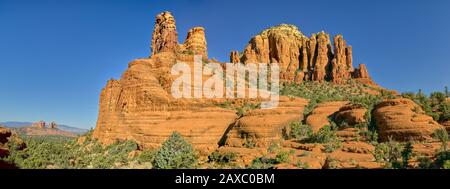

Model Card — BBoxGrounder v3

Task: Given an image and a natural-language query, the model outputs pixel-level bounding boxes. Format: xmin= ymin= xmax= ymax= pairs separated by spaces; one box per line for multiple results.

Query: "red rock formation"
xmin=334 ymin=104 xmax=367 ymax=126
xmin=180 ymin=27 xmax=208 ymax=58
xmin=373 ymin=98 xmax=444 ymax=142
xmin=240 ymin=24 xmax=309 ymax=81
xmin=346 ymin=46 xmax=353 ymax=71
xmin=230 ymin=51 xmax=240 ymax=63
xmin=224 ymin=97 xmax=308 ymax=147
xmin=0 ymin=127 xmax=11 ymax=145
xmin=330 ymin=35 xmax=352 ymax=84
xmin=300 ymin=46 xmax=308 ymax=71
xmin=94 ymin=11 xmax=383 ymax=158
xmin=306 ymin=101 xmax=348 ymax=132
xmin=353 ymin=64 xmax=370 ymax=79
xmin=237 ymin=26 xmax=373 ymax=84
xmin=307 ymin=33 xmax=317 ymax=72
xmin=49 ymin=121 xmax=57 ymax=129
xmin=93 ymin=54 xmax=238 ymax=154
xmin=151 ymin=11 xmax=178 ymax=55
xmin=312 ymin=32 xmax=331 ymax=82
xmin=32 ymin=121 xmax=46 ymax=129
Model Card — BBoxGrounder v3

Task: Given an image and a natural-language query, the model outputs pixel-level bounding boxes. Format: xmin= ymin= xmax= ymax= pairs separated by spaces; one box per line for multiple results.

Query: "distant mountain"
xmin=0 ymin=121 xmax=33 ymax=128
xmin=0 ymin=121 xmax=89 ymax=135
xmin=58 ymin=124 xmax=90 ymax=135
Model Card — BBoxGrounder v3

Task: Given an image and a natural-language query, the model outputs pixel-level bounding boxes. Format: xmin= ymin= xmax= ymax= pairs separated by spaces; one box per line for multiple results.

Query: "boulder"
xmin=373 ymin=98 xmax=444 ymax=142
xmin=334 ymin=104 xmax=367 ymax=126
xmin=224 ymin=97 xmax=308 ymax=148
xmin=306 ymin=101 xmax=348 ymax=132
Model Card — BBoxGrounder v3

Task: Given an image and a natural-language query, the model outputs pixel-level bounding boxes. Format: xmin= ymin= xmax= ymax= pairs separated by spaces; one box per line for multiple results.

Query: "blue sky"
xmin=0 ymin=0 xmax=449 ymax=128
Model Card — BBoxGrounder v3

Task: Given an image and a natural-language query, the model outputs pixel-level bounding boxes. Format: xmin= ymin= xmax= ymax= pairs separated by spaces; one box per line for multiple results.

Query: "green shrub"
xmin=153 ymin=132 xmax=198 ymax=169
xmin=308 ymin=125 xmax=338 ymax=144
xmin=274 ymin=150 xmax=293 ymax=164
xmin=296 ymin=161 xmax=310 ymax=169
xmin=284 ymin=121 xmax=312 ymax=141
xmin=323 ymin=141 xmax=342 ymax=153
xmin=303 ymin=100 xmax=318 ymax=117
xmin=432 ymin=128 xmax=449 ymax=151
xmin=248 ymin=157 xmax=274 ymax=169
xmin=216 ymin=101 xmax=260 ymax=117
xmin=3 ymin=134 xmax=160 ymax=169
xmin=236 ymin=103 xmax=260 ymax=117
xmin=417 ymin=156 xmax=433 ymax=169
xmin=267 ymin=141 xmax=282 ymax=153
xmin=248 ymin=150 xmax=293 ymax=169
xmin=373 ymin=139 xmax=403 ymax=168
xmin=435 ymin=151 xmax=450 ymax=168
xmin=208 ymin=151 xmax=237 ymax=164
xmin=136 ymin=150 xmax=156 ymax=164
xmin=443 ymin=160 xmax=450 ymax=169
xmin=3 ymin=136 xmax=72 ymax=169
xmin=359 ymin=130 xmax=378 ymax=143
xmin=402 ymin=88 xmax=450 ymax=122
xmin=281 ymin=81 xmax=383 ymax=111
xmin=445 ymin=86 xmax=449 ymax=98
xmin=243 ymin=136 xmax=256 ymax=149
xmin=324 ymin=157 xmax=339 ymax=169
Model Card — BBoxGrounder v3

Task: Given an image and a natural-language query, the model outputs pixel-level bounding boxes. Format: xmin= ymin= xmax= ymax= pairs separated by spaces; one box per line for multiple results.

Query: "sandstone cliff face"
xmin=234 ymin=25 xmax=371 ymax=84
xmin=312 ymin=32 xmax=332 ymax=82
xmin=93 ymin=55 xmax=238 ymax=154
xmin=373 ymin=98 xmax=444 ymax=142
xmin=330 ymin=35 xmax=352 ymax=84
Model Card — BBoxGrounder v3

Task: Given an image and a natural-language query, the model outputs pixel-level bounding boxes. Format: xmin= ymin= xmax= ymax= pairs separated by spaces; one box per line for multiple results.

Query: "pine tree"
xmin=401 ymin=142 xmax=413 ymax=169
xmin=445 ymin=86 xmax=449 ymax=98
